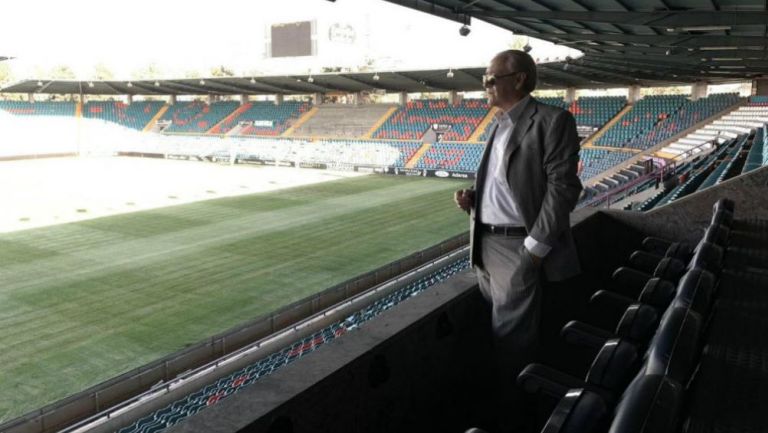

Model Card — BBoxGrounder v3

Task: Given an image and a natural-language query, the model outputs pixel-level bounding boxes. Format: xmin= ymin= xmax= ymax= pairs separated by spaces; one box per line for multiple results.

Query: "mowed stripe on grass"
xmin=0 ymin=175 xmax=470 ymax=423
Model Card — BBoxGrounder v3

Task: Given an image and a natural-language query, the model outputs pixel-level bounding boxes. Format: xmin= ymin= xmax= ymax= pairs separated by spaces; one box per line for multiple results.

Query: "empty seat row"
xmin=468 ymin=198 xmax=768 ymax=433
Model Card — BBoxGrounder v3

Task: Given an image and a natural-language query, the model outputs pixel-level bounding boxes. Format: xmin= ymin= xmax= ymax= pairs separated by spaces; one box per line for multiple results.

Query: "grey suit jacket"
xmin=470 ymin=96 xmax=583 ymax=282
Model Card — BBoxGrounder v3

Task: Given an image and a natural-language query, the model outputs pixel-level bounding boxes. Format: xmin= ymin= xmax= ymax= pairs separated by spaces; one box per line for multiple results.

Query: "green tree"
xmin=93 ymin=63 xmax=114 ymax=80
xmin=131 ymin=63 xmax=163 ymax=80
xmin=210 ymin=65 xmax=235 ymax=77
xmin=49 ymin=65 xmax=76 ymax=79
xmin=0 ymin=62 xmax=13 ymax=86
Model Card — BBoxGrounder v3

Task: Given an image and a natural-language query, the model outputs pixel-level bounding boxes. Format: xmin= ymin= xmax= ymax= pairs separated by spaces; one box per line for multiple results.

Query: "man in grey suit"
xmin=454 ymin=50 xmax=582 ymax=372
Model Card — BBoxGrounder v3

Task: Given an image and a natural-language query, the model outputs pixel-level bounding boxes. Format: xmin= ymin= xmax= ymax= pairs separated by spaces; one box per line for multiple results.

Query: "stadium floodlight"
xmin=700 ymin=46 xmax=738 ymax=51
xmin=712 ymin=58 xmax=743 ymax=61
xmin=155 ymin=81 xmax=160 ymax=87
xmin=199 ymin=79 xmax=205 ymax=85
xmin=37 ymin=81 xmax=43 ymax=86
xmin=250 ymin=77 xmax=256 ymax=84
xmin=676 ymin=26 xmax=732 ymax=32
xmin=446 ymin=69 xmax=454 ymax=78
xmin=127 ymin=82 xmax=133 ymax=88
xmin=88 ymin=82 xmax=94 ymax=88
xmin=373 ymin=73 xmax=380 ymax=81
xmin=307 ymin=75 xmax=314 ymax=83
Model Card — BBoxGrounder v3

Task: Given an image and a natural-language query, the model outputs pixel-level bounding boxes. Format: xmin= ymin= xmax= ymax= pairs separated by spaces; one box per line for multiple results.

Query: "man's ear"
xmin=515 ymin=73 xmax=527 ymax=91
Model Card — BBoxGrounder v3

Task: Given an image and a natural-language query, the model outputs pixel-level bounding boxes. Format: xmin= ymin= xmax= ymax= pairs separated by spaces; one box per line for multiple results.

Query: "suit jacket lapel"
xmin=474 ymin=122 xmax=498 ymax=214
xmin=501 ymin=97 xmax=537 ymax=167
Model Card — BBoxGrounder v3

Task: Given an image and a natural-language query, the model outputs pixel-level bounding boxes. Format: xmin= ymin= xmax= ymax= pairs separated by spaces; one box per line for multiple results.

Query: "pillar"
xmin=207 ymin=94 xmax=215 ymax=105
xmin=240 ymin=94 xmax=249 ymax=105
xmin=398 ymin=92 xmax=408 ymax=105
xmin=449 ymin=90 xmax=458 ymax=106
xmin=691 ymin=81 xmax=708 ymax=101
xmin=628 ymin=85 xmax=641 ymax=104
xmin=565 ymin=87 xmax=576 ymax=104
xmin=312 ymin=93 xmax=322 ymax=105
xmin=752 ymin=78 xmax=768 ymax=97
xmin=275 ymin=94 xmax=284 ymax=106
xmin=126 ymin=94 xmax=133 ymax=105
xmin=27 ymin=93 xmax=34 ymax=102
xmin=168 ymin=95 xmax=176 ymax=105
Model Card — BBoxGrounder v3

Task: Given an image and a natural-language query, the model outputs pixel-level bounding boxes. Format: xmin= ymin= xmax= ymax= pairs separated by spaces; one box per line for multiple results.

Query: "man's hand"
xmin=454 ymin=189 xmax=474 ymax=213
xmin=528 ymin=251 xmax=543 ymax=267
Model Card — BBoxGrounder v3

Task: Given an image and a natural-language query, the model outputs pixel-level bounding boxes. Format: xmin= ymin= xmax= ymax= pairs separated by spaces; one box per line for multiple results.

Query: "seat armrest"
xmin=561 ymin=320 xmax=615 ymax=350
xmin=518 ymin=363 xmax=585 ymax=399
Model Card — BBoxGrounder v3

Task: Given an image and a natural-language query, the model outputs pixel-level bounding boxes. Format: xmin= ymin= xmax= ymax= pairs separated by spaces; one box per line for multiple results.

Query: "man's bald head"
xmin=493 ymin=50 xmax=537 ymax=94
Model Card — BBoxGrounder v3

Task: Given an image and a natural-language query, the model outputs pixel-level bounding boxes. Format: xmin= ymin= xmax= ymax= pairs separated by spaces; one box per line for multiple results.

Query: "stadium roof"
xmin=383 ymin=0 xmax=768 ymax=84
xmin=0 ymin=62 xmax=642 ymax=96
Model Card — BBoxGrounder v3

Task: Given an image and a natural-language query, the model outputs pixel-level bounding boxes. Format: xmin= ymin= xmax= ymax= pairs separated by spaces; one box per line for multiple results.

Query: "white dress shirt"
xmin=480 ymin=96 xmax=552 ymax=257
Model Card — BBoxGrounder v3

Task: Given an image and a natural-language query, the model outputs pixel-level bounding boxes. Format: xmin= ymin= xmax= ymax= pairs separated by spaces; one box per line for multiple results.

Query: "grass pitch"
xmin=0 ymin=174 xmax=470 ymax=423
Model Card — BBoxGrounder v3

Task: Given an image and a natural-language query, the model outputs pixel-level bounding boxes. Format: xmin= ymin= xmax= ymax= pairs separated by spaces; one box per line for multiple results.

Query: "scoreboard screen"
xmin=270 ymin=21 xmax=313 ymax=58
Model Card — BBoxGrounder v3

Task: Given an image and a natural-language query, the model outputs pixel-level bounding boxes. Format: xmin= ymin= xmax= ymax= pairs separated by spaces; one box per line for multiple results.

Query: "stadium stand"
xmin=742 ymin=124 xmax=767 ymax=173
xmin=211 ymin=101 xmax=310 ymax=136
xmin=477 ymin=96 xmax=623 ymax=143
xmin=596 ymin=94 xmax=688 ymax=148
xmin=83 ymin=101 xmax=165 ymax=130
xmin=568 ymin=96 xmax=626 ymax=138
xmin=161 ymin=101 xmax=239 ymax=134
xmin=635 ymin=134 xmax=749 ymax=211
xmin=624 ymin=93 xmax=740 ymax=150
xmin=660 ymin=96 xmax=767 ymax=159
xmin=291 ymin=104 xmax=396 ymax=138
xmin=373 ymin=99 xmax=489 ymax=141
xmin=414 ymin=142 xmax=483 ymax=172
xmin=0 ymin=100 xmax=76 ymax=117
xmin=579 ymin=149 xmax=636 ymax=181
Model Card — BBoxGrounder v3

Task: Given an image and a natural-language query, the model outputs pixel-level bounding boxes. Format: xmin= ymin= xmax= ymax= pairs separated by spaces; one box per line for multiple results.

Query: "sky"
xmin=0 ymin=0 xmax=579 ymax=81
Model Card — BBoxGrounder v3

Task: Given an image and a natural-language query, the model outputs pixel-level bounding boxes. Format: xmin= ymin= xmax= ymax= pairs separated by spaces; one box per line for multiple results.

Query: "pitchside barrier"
xmin=1 ymin=233 xmax=470 ymax=433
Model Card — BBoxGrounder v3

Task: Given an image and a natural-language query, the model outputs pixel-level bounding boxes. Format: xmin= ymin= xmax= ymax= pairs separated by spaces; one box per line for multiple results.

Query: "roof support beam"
xmin=464 ymin=10 xmax=768 ymax=28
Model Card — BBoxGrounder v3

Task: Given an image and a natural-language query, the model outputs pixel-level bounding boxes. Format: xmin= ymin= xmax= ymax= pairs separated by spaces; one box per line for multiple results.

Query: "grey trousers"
xmin=475 ymin=232 xmax=542 ymax=358
xmin=475 ymin=233 xmax=542 ymax=431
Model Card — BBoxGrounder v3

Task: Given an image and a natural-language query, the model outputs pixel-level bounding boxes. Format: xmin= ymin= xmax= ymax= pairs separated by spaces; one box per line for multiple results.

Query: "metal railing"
xmin=580 ymin=139 xmax=722 ymax=209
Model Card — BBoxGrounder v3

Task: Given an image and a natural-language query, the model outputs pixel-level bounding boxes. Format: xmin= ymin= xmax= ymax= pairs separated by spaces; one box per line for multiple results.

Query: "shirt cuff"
xmin=524 ymin=236 xmax=552 ymax=258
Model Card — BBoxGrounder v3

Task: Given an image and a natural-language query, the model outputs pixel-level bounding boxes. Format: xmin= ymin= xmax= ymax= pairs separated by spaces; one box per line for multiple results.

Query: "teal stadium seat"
xmin=0 ymin=101 xmax=76 ymax=117
xmin=374 ymin=99 xmax=489 ymax=141
xmin=83 ymin=101 xmax=165 ymax=130
xmin=213 ymin=101 xmax=311 ymax=136
xmin=162 ymin=101 xmax=240 ymax=134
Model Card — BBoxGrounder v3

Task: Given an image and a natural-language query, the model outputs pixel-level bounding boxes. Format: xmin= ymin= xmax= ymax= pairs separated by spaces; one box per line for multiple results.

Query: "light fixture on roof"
xmin=296 ymin=78 xmax=302 ymax=82
xmin=523 ymin=43 xmax=532 ymax=53
xmin=700 ymin=46 xmax=738 ymax=51
xmin=307 ymin=75 xmax=314 ymax=83
xmin=459 ymin=14 xmax=471 ymax=36
xmin=712 ymin=57 xmax=743 ymax=61
xmin=37 ymin=81 xmax=43 ymax=86
xmin=127 ymin=82 xmax=133 ymax=87
xmin=199 ymin=79 xmax=205 ymax=85
xmin=250 ymin=77 xmax=256 ymax=84
xmin=155 ymin=81 xmax=160 ymax=87
xmin=88 ymin=81 xmax=94 ymax=88
xmin=679 ymin=26 xmax=732 ymax=32
xmin=446 ymin=69 xmax=454 ymax=78
xmin=373 ymin=73 xmax=380 ymax=81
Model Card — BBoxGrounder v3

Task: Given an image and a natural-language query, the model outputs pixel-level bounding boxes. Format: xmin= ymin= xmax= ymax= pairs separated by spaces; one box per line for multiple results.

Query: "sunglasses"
xmin=482 ymin=72 xmax=523 ymax=88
